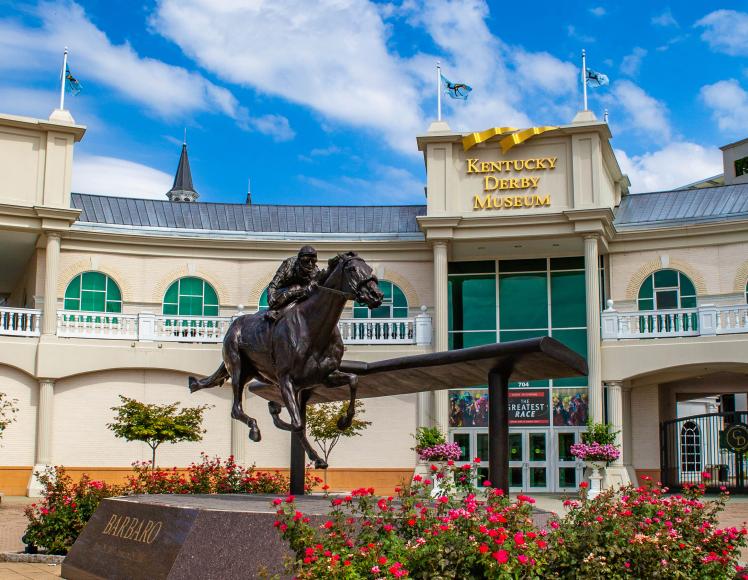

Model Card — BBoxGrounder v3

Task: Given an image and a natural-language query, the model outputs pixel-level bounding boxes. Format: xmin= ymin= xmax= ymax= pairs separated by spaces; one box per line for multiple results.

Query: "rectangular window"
xmin=499 ymin=272 xmax=548 ymax=330
xmin=735 ymin=156 xmax=748 ymax=177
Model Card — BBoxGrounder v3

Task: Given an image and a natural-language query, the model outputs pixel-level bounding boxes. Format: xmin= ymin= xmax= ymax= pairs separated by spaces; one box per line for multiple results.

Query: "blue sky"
xmin=1 ymin=1 xmax=747 ymax=204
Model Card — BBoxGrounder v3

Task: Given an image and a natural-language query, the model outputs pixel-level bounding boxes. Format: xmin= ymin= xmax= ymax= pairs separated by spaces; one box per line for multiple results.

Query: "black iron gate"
xmin=661 ymin=412 xmax=748 ymax=493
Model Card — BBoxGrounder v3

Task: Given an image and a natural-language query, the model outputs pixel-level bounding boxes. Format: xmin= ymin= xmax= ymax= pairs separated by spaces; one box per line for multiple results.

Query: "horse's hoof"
xmin=268 ymin=401 xmax=282 ymax=415
xmin=248 ymin=427 xmax=261 ymax=442
xmin=188 ymin=377 xmax=200 ymax=393
xmin=314 ymin=459 xmax=328 ymax=469
xmin=337 ymin=415 xmax=353 ymax=430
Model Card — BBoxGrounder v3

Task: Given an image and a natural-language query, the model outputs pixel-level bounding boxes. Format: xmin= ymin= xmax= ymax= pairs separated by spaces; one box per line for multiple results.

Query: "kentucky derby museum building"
xmin=1 ymin=107 xmax=747 ymax=497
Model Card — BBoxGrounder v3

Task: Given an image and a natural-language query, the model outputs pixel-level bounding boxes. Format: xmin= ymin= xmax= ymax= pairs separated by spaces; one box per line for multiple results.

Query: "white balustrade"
xmin=601 ymin=302 xmax=748 ymax=340
xmin=153 ymin=315 xmax=232 ymax=343
xmin=57 ymin=310 xmax=139 ymax=340
xmin=0 ymin=307 xmax=41 ymax=337
xmin=337 ymin=317 xmax=423 ymax=345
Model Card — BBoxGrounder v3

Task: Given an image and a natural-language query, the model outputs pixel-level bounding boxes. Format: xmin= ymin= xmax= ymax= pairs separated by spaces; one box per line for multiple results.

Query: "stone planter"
xmin=412 ymin=460 xmax=454 ymax=497
xmin=585 ymin=460 xmax=608 ymax=499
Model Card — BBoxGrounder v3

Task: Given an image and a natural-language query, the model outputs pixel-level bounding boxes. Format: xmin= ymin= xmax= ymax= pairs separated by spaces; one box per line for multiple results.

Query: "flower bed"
xmin=23 ymin=454 xmax=321 ymax=555
xmin=273 ymin=463 xmax=748 ymax=579
xmin=570 ymin=441 xmax=621 ymax=463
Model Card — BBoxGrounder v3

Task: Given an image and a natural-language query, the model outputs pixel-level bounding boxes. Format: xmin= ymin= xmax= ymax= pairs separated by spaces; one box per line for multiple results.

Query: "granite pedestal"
xmin=62 ymin=494 xmax=335 ymax=580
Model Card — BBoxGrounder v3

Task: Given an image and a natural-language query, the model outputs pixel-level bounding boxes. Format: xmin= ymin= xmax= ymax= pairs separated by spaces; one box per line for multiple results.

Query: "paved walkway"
xmin=0 ymin=494 xmax=746 ymax=578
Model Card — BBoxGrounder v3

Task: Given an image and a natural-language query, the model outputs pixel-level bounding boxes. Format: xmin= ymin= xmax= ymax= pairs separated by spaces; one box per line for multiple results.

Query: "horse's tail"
xmin=189 ymin=362 xmax=229 ymax=393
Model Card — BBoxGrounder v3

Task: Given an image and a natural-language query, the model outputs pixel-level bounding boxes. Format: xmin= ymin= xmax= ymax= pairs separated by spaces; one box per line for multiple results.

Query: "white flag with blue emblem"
xmin=585 ymin=68 xmax=609 ymax=88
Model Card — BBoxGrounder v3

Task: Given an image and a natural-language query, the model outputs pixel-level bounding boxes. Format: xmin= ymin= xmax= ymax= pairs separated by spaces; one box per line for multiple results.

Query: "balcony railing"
xmin=602 ymin=302 xmax=748 ymax=340
xmin=0 ymin=307 xmax=41 ymax=337
xmin=51 ymin=309 xmax=433 ymax=346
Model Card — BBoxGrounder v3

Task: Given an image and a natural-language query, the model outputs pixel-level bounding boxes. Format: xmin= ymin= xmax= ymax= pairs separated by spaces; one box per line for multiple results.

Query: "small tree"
xmin=306 ymin=401 xmax=370 ymax=475
xmin=0 ymin=391 xmax=19 ymax=441
xmin=108 ymin=396 xmax=211 ymax=468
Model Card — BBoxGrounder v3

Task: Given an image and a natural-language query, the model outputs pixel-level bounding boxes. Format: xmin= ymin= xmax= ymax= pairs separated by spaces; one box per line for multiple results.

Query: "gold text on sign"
xmin=101 ymin=514 xmax=163 ymax=544
xmin=473 ymin=194 xmax=551 ymax=210
xmin=466 ymin=157 xmax=557 ymax=174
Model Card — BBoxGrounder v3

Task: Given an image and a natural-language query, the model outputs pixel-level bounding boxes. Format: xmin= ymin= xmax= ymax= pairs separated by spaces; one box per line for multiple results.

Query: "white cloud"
xmin=608 ymin=80 xmax=671 ymax=142
xmin=616 ymin=142 xmax=722 ymax=193
xmin=512 ymin=50 xmax=577 ymax=96
xmin=566 ymin=25 xmax=596 ymax=43
xmin=589 ymin=6 xmax=606 ymax=17
xmin=700 ymin=79 xmax=748 ymax=133
xmin=620 ymin=47 xmax=647 ymax=77
xmin=696 ymin=10 xmax=748 ymax=56
xmin=651 ymin=8 xmax=678 ymax=27
xmin=73 ymin=155 xmax=173 ymax=199
xmin=152 ymin=0 xmax=423 ymax=153
xmin=0 ymin=1 xmax=279 ymax=132
xmin=249 ymin=114 xmax=295 ymax=142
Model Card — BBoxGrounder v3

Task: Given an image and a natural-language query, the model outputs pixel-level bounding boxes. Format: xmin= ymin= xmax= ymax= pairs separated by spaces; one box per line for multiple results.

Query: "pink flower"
xmin=483 ymin=480 xmax=492 ymax=487
xmin=493 ymin=550 xmax=509 ymax=564
xmin=518 ymin=554 xmax=529 ymax=565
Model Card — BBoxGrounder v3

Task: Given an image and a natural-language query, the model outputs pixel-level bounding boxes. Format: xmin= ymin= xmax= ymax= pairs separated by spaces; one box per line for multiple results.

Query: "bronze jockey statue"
xmin=265 ymin=246 xmax=326 ymax=322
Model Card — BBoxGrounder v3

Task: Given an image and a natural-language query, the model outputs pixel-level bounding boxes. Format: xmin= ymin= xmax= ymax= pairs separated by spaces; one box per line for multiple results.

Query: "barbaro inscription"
xmin=101 ymin=513 xmax=163 ymax=544
xmin=466 ymin=156 xmax=557 ymax=211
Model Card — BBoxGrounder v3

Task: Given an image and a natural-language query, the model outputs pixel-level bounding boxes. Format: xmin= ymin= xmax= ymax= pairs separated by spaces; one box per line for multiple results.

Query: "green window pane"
xmin=64 ymin=297 xmax=80 ymax=310
xmin=448 ymin=261 xmax=495 ymax=275
xmin=203 ymin=305 xmax=219 ymax=316
xmin=550 ymin=257 xmax=584 ymax=270
xmin=65 ymin=276 xmax=81 ymax=299
xmin=530 ymin=467 xmax=547 ymax=488
xmin=393 ymin=307 xmax=409 ymax=318
xmin=529 ymin=433 xmax=546 ymax=461
xmin=509 ymin=433 xmax=523 ymax=459
xmin=551 ymin=271 xmax=586 ymax=328
xmin=259 ymin=288 xmax=269 ymax=309
xmin=105 ymin=300 xmax=122 ymax=313
xmin=380 ymin=281 xmax=393 ymax=301
xmin=448 ymin=280 xmax=453 ymax=331
xmin=499 ymin=273 xmax=547 ymax=329
xmin=353 ymin=306 xmax=369 ymax=318
xmin=82 ymin=271 xmax=106 ymax=291
xmin=553 ymin=329 xmax=588 ymax=387
xmin=180 ymin=277 xmax=203 ymax=295
xmin=370 ymin=306 xmax=391 ymax=318
xmin=452 ymin=433 xmax=470 ymax=460
xmin=656 ymin=289 xmax=678 ymax=310
xmin=680 ymin=274 xmax=696 ymax=297
xmin=557 ymin=432 xmax=576 ymax=461
xmin=638 ymin=297 xmax=654 ymax=311
xmin=164 ymin=283 xmax=179 ymax=304
xmin=203 ymin=283 xmax=218 ymax=306
xmin=681 ymin=296 xmax=697 ymax=308
xmin=510 ymin=467 xmax=523 ymax=487
xmin=450 ymin=331 xmax=496 ymax=350
xmin=106 ymin=281 xmax=122 ymax=302
xmin=638 ymin=276 xmax=653 ymax=300
xmin=392 ymin=286 xmax=407 ymax=307
xmin=654 ymin=269 xmax=678 ymax=288
xmin=450 ymin=275 xmax=496 ymax=332
xmin=499 ymin=258 xmax=546 ymax=273
xmin=163 ymin=303 xmax=178 ymax=315
xmin=558 ymin=467 xmax=577 ymax=488
xmin=476 ymin=433 xmax=489 ymax=461
xmin=179 ymin=295 xmax=202 ymax=316
xmin=81 ymin=290 xmax=105 ymax=312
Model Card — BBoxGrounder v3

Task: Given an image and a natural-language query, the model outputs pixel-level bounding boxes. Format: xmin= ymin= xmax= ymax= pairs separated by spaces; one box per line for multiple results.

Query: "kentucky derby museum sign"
xmin=508 ymin=390 xmax=550 ymax=426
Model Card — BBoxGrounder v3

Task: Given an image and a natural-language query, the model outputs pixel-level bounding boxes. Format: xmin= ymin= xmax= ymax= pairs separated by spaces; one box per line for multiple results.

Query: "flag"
xmin=585 ymin=68 xmax=609 ymax=88
xmin=65 ymin=65 xmax=82 ymax=95
xmin=441 ymin=73 xmax=472 ymax=100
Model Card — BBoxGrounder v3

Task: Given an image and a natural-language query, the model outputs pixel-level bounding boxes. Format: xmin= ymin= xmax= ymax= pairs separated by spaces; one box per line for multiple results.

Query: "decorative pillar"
xmin=28 ymin=379 xmax=55 ymax=496
xmin=606 ymin=381 xmax=623 ymax=464
xmin=584 ymin=235 xmax=603 ymax=422
xmin=432 ymin=241 xmax=449 ymax=432
xmin=231 ymin=394 xmax=248 ymax=465
xmin=42 ymin=232 xmax=61 ymax=335
xmin=622 ymin=384 xmax=633 ymax=466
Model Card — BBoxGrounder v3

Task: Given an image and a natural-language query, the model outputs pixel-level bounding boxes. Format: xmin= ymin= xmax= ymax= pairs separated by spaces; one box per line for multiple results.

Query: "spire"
xmin=246 ymin=177 xmax=252 ymax=205
xmin=166 ymin=142 xmax=199 ymax=202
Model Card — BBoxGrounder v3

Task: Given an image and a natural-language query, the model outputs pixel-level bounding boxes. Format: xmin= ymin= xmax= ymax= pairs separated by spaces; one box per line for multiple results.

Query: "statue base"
xmin=62 ymin=494 xmax=334 ymax=580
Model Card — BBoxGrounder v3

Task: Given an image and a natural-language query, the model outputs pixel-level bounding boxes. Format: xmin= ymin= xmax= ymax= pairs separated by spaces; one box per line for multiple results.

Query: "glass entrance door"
xmin=556 ymin=430 xmax=583 ymax=492
xmin=509 ymin=430 xmax=549 ymax=492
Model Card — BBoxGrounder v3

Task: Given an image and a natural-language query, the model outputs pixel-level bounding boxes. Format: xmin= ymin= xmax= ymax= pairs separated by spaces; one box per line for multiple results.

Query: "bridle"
xmin=317 ymin=255 xmax=377 ymax=301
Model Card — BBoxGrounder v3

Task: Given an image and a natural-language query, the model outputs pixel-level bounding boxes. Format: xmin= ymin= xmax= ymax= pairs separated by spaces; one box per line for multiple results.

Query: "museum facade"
xmin=1 ymin=108 xmax=747 ymax=496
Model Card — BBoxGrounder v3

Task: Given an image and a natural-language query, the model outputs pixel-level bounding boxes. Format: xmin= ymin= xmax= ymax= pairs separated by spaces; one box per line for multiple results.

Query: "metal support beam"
xmin=290 ymin=394 xmax=309 ymax=496
xmin=488 ymin=368 xmax=512 ymax=493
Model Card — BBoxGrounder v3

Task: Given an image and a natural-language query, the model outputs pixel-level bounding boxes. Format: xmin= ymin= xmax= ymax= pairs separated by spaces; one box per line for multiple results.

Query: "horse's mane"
xmin=321 ymin=251 xmax=358 ymax=284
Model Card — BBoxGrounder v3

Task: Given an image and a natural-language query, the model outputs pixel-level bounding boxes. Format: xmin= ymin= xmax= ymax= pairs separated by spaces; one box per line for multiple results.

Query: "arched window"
xmin=353 ymin=280 xmax=408 ymax=319
xmin=63 ymin=272 xmax=122 ymax=313
xmin=162 ymin=277 xmax=219 ymax=317
xmin=680 ymin=421 xmax=702 ymax=473
xmin=258 ymin=288 xmax=269 ymax=311
xmin=637 ymin=269 xmax=696 ymax=311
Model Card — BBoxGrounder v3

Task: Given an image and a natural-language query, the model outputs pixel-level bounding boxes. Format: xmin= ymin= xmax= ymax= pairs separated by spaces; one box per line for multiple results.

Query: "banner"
xmin=508 ymin=390 xmax=550 ymax=426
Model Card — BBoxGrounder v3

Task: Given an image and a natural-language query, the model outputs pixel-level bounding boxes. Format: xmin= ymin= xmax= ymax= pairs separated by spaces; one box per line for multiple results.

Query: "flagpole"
xmin=437 ymin=61 xmax=442 ymax=122
xmin=59 ymin=47 xmax=68 ymax=110
xmin=582 ymin=49 xmax=588 ymax=111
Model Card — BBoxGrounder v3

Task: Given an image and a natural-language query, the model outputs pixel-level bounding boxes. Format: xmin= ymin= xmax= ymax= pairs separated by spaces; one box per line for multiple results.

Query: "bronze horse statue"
xmin=188 ymin=252 xmax=384 ymax=468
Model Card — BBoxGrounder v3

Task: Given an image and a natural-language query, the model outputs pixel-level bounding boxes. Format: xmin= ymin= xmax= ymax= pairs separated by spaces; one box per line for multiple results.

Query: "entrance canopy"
xmin=247 ymin=337 xmax=587 ymax=404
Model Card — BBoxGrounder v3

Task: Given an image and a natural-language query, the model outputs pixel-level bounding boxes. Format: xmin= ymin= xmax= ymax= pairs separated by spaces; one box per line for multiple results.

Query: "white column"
xmin=584 ymin=235 xmax=603 ymax=422
xmin=28 ymin=379 xmax=55 ymax=496
xmin=42 ymin=232 xmax=61 ymax=336
xmin=606 ymin=381 xmax=623 ymax=464
xmin=231 ymin=392 xmax=248 ymax=465
xmin=431 ymin=240 xmax=450 ymax=431
xmin=622 ymin=384 xmax=633 ymax=465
